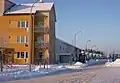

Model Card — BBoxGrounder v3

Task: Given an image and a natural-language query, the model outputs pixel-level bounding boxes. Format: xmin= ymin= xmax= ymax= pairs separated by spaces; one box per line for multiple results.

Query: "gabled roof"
xmin=5 ymin=2 xmax=54 ymax=14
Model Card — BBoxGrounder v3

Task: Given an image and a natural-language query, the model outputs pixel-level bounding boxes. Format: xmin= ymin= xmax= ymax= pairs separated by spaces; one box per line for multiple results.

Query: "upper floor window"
xmin=25 ymin=36 xmax=28 ymax=43
xmin=18 ymin=21 xmax=28 ymax=28
xmin=17 ymin=36 xmax=28 ymax=43
xmin=21 ymin=36 xmax=24 ymax=43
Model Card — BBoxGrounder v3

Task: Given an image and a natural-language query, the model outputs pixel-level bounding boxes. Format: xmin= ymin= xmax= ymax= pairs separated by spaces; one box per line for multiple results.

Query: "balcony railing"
xmin=34 ymin=26 xmax=49 ymax=34
xmin=34 ymin=27 xmax=44 ymax=33
xmin=44 ymin=27 xmax=50 ymax=34
xmin=35 ymin=42 xmax=49 ymax=49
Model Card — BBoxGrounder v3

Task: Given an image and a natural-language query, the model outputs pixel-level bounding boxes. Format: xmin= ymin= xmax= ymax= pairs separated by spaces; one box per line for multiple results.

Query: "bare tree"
xmin=0 ymin=33 xmax=8 ymax=72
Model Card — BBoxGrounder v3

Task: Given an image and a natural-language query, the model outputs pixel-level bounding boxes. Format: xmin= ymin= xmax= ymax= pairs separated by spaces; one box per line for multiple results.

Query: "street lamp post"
xmin=86 ymin=40 xmax=91 ymax=50
xmin=74 ymin=30 xmax=82 ymax=62
xmin=91 ymin=45 xmax=96 ymax=50
xmin=85 ymin=40 xmax=91 ymax=61
xmin=29 ymin=0 xmax=39 ymax=72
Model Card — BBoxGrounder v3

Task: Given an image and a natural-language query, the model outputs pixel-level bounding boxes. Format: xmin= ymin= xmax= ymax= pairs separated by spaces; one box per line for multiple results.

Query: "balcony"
xmin=34 ymin=27 xmax=44 ymax=33
xmin=34 ymin=23 xmax=44 ymax=33
xmin=34 ymin=27 xmax=50 ymax=34
xmin=35 ymin=42 xmax=49 ymax=49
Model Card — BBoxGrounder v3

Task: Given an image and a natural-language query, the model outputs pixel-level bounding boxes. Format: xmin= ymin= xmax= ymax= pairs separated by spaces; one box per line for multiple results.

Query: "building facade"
xmin=0 ymin=0 xmax=56 ymax=64
xmin=56 ymin=38 xmax=83 ymax=63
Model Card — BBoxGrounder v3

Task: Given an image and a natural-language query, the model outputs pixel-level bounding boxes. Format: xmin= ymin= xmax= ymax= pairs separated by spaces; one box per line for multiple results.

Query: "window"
xmin=17 ymin=36 xmax=20 ymax=43
xmin=18 ymin=21 xmax=21 ymax=27
xmin=21 ymin=52 xmax=24 ymax=58
xmin=26 ymin=52 xmax=28 ymax=58
xmin=21 ymin=36 xmax=24 ymax=43
xmin=26 ymin=21 xmax=28 ymax=27
xmin=18 ymin=21 xmax=28 ymax=28
xmin=25 ymin=36 xmax=28 ymax=43
xmin=21 ymin=21 xmax=25 ymax=27
xmin=17 ymin=52 xmax=20 ymax=58
xmin=17 ymin=36 xmax=28 ymax=43
xmin=17 ymin=52 xmax=28 ymax=58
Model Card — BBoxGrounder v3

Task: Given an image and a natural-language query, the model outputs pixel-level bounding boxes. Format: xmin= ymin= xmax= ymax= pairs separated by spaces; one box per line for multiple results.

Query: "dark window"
xmin=21 ymin=36 xmax=24 ymax=43
xmin=18 ymin=21 xmax=21 ymax=27
xmin=17 ymin=52 xmax=20 ymax=58
xmin=21 ymin=21 xmax=25 ymax=27
xmin=21 ymin=52 xmax=24 ymax=58
xmin=26 ymin=21 xmax=28 ymax=27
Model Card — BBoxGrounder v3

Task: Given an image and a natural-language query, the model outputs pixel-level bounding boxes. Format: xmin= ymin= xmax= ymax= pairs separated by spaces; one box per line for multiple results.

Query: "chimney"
xmin=0 ymin=0 xmax=5 ymax=16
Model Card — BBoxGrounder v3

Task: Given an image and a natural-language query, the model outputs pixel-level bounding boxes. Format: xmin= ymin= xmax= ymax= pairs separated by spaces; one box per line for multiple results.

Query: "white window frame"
xmin=25 ymin=36 xmax=28 ymax=43
xmin=24 ymin=52 xmax=26 ymax=59
xmin=18 ymin=21 xmax=28 ymax=28
xmin=25 ymin=21 xmax=28 ymax=28
xmin=17 ymin=52 xmax=21 ymax=59
xmin=20 ymin=36 xmax=24 ymax=43
xmin=24 ymin=51 xmax=28 ymax=59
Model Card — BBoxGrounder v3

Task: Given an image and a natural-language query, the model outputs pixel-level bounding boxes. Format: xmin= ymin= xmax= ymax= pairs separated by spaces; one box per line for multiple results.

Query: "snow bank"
xmin=0 ymin=64 xmax=86 ymax=82
xmin=74 ymin=62 xmax=83 ymax=66
xmin=57 ymin=65 xmax=66 ymax=69
xmin=64 ymin=62 xmax=86 ymax=69
xmin=105 ymin=59 xmax=120 ymax=67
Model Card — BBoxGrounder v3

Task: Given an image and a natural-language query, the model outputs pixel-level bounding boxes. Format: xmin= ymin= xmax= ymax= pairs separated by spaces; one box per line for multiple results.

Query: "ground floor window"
xmin=17 ymin=52 xmax=20 ymax=58
xmin=21 ymin=52 xmax=24 ymax=58
xmin=17 ymin=52 xmax=28 ymax=58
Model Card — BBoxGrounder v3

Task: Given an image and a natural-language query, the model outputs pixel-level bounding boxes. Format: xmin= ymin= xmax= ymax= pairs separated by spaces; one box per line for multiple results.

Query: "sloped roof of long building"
xmin=5 ymin=2 xmax=54 ymax=14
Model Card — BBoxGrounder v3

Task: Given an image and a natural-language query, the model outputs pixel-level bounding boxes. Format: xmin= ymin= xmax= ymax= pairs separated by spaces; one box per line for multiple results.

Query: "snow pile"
xmin=65 ymin=62 xmax=85 ymax=69
xmin=57 ymin=65 xmax=66 ymax=69
xmin=74 ymin=62 xmax=83 ymax=66
xmin=33 ymin=66 xmax=40 ymax=71
xmin=105 ymin=59 xmax=120 ymax=67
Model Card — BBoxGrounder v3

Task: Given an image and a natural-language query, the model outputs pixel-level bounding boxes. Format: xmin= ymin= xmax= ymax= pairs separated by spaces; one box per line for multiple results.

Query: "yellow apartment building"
xmin=0 ymin=0 xmax=56 ymax=64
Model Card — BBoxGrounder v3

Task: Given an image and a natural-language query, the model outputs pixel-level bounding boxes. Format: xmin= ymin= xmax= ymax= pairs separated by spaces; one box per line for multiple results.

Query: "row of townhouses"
xmin=0 ymin=0 xmax=84 ymax=65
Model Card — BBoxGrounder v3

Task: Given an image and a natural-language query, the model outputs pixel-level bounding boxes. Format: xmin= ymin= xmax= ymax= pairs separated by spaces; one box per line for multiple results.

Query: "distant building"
xmin=56 ymin=38 xmax=83 ymax=63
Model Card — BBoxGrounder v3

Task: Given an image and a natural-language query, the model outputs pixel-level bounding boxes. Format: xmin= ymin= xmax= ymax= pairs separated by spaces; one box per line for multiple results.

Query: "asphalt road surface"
xmin=4 ymin=65 xmax=120 ymax=83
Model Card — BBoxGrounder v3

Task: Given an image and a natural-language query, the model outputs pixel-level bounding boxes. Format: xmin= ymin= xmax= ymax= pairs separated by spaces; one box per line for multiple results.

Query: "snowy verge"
xmin=0 ymin=62 xmax=85 ymax=82
xmin=105 ymin=59 xmax=120 ymax=67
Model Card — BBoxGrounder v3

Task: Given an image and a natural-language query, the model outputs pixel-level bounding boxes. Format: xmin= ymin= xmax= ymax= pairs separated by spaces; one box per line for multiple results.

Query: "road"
xmin=4 ymin=65 xmax=120 ymax=83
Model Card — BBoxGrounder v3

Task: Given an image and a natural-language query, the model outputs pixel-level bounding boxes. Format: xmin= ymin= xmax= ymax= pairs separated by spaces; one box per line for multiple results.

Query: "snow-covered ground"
xmin=5 ymin=65 xmax=120 ymax=83
xmin=0 ymin=62 xmax=86 ymax=82
xmin=0 ymin=59 xmax=107 ymax=82
xmin=105 ymin=59 xmax=120 ymax=67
